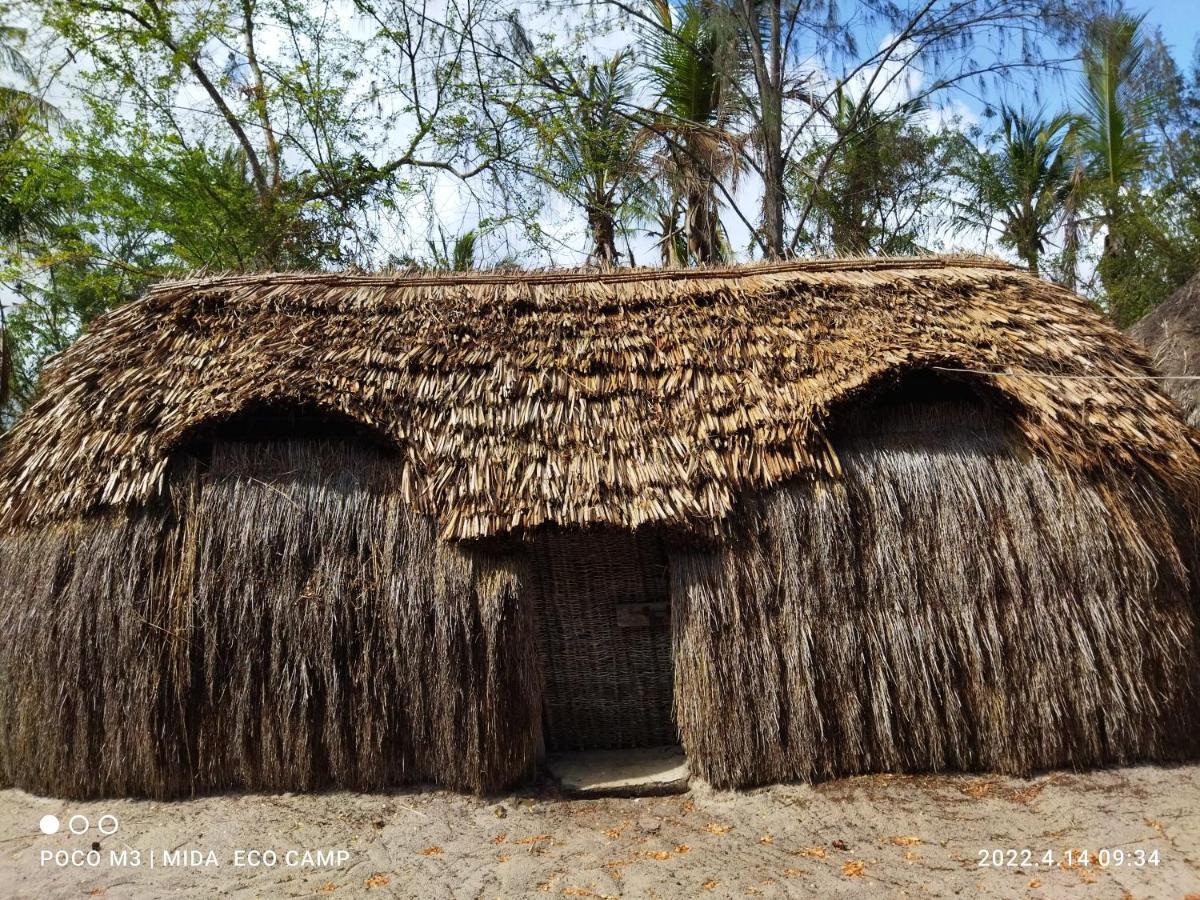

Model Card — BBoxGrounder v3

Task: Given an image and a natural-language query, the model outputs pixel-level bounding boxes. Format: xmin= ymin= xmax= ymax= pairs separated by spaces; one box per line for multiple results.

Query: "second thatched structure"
xmin=1128 ymin=271 xmax=1200 ymax=426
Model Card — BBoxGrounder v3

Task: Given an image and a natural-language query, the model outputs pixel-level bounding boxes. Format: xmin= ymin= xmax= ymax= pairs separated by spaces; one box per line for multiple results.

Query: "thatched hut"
xmin=1 ymin=257 xmax=1198 ymax=799
xmin=1128 ymin=271 xmax=1200 ymax=427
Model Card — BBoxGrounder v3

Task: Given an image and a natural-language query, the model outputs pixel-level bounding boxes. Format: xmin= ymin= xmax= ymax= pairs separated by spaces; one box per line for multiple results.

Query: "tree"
xmin=0 ymin=22 xmax=57 ymax=136
xmin=37 ymin=0 xmax=529 ymax=268
xmin=0 ymin=0 xmax=539 ymax=423
xmin=643 ymin=0 xmax=745 ymax=264
xmin=955 ymin=106 xmax=1079 ymax=276
xmin=796 ymin=90 xmax=950 ymax=256
xmin=0 ymin=20 xmax=60 ymax=414
xmin=1063 ymin=19 xmax=1200 ymax=324
xmin=1141 ymin=32 xmax=1200 ymax=286
xmin=1077 ymin=10 xmax=1155 ymax=317
xmin=608 ymin=0 xmax=1095 ymax=258
xmin=0 ymin=20 xmax=58 ymax=238
xmin=510 ymin=50 xmax=648 ymax=266
xmin=426 ymin=228 xmax=478 ymax=271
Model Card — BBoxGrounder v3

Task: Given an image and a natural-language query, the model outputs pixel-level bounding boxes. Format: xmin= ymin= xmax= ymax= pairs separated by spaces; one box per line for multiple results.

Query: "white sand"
xmin=2 ymin=765 xmax=1198 ymax=898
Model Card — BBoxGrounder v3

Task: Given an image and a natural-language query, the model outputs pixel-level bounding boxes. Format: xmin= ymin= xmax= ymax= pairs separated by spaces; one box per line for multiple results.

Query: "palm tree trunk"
xmin=659 ymin=203 xmax=684 ymax=266
xmin=686 ymin=188 xmax=721 ymax=263
xmin=742 ymin=0 xmax=785 ymax=258
xmin=757 ymin=84 xmax=786 ymax=258
xmin=1099 ymin=196 xmax=1122 ymax=297
xmin=587 ymin=203 xmax=619 ymax=267
xmin=0 ymin=302 xmax=11 ymax=411
xmin=1060 ymin=165 xmax=1084 ymax=291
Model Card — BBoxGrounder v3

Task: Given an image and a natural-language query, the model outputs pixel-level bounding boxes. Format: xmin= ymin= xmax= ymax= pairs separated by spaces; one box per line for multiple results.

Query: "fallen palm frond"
xmin=674 ymin=399 xmax=1199 ymax=787
xmin=0 ymin=440 xmax=538 ymax=799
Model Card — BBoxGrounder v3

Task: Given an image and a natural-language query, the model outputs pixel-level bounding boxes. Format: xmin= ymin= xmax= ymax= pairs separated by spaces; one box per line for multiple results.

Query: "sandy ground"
xmin=1 ymin=765 xmax=1198 ymax=899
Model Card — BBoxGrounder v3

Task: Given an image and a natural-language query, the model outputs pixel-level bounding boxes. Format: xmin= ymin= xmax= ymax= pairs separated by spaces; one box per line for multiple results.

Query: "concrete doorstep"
xmin=545 ymin=745 xmax=690 ymax=797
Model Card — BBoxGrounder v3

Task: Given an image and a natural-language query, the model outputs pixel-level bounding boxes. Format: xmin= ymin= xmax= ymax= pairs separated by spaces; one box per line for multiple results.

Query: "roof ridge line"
xmin=148 ymin=256 xmax=1020 ymax=294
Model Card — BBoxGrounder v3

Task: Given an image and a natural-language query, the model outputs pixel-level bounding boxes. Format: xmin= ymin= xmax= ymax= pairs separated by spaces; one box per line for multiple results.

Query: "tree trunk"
xmin=740 ymin=0 xmax=786 ymax=258
xmin=242 ymin=0 xmax=281 ymax=190
xmin=760 ymin=124 xmax=786 ymax=259
xmin=1098 ymin=196 xmax=1123 ymax=300
xmin=0 ymin=303 xmax=11 ymax=411
xmin=1059 ymin=162 xmax=1085 ymax=291
xmin=587 ymin=203 xmax=619 ymax=268
xmin=659 ymin=202 xmax=684 ymax=266
xmin=686 ymin=188 xmax=719 ymax=263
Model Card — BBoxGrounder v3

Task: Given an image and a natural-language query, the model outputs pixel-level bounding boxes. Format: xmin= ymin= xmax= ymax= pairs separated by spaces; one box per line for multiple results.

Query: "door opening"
xmin=530 ymin=529 xmax=676 ymax=752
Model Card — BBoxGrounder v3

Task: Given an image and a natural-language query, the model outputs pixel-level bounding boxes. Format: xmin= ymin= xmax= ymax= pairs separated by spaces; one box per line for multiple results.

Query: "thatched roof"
xmin=2 ymin=256 xmax=1197 ymax=540
xmin=1127 ymin=271 xmax=1200 ymax=428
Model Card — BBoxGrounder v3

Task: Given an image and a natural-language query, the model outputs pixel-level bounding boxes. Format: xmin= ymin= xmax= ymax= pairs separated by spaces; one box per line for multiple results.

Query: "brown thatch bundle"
xmin=1127 ymin=271 xmax=1200 ymax=427
xmin=0 ymin=256 xmax=1198 ymax=799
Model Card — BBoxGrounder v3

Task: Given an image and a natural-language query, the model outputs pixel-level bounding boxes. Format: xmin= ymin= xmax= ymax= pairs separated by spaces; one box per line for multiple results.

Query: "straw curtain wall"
xmin=1 ymin=405 xmax=1198 ymax=796
xmin=671 ymin=400 xmax=1200 ymax=787
xmin=0 ymin=440 xmax=539 ymax=799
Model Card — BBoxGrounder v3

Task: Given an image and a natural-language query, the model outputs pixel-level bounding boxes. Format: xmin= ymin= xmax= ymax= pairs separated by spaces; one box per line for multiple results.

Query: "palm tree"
xmin=825 ymin=88 xmax=885 ymax=255
xmin=427 ymin=227 xmax=478 ymax=271
xmin=957 ymin=106 xmax=1078 ymax=276
xmin=0 ymin=22 xmax=60 ymax=248
xmin=1057 ymin=155 xmax=1087 ymax=290
xmin=1077 ymin=11 xmax=1153 ymax=296
xmin=515 ymin=50 xmax=648 ymax=266
xmin=0 ymin=24 xmax=56 ymax=128
xmin=808 ymin=88 xmax=939 ymax=256
xmin=643 ymin=0 xmax=744 ymax=264
xmin=0 ymin=23 xmax=57 ymax=162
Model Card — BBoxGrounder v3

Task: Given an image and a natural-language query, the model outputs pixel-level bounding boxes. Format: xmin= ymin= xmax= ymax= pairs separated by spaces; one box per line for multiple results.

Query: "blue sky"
xmin=1137 ymin=0 xmax=1200 ymax=61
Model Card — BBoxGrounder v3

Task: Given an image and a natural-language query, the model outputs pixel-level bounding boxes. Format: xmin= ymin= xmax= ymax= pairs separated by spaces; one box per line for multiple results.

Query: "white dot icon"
xmin=38 ymin=815 xmax=60 ymax=835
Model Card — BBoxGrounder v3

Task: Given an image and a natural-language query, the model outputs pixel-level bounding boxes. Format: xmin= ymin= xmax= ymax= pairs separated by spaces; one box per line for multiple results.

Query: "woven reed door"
xmin=531 ymin=529 xmax=677 ymax=751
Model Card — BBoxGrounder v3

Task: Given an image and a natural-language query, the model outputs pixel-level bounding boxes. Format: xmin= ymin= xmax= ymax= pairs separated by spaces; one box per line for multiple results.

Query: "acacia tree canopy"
xmin=1 ymin=0 xmax=1199 ymax=425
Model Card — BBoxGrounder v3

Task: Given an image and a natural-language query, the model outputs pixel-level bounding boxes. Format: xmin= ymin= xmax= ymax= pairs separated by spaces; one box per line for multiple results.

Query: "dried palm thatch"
xmin=1 ymin=256 xmax=1197 ymax=539
xmin=673 ymin=396 xmax=1199 ymax=787
xmin=0 ymin=256 xmax=1198 ymax=798
xmin=1127 ymin=271 xmax=1200 ymax=427
xmin=0 ymin=440 xmax=537 ymax=798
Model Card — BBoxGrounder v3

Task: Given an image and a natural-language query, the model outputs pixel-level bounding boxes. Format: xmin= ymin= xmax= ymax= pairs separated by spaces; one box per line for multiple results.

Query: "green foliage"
xmin=1073 ymin=11 xmax=1154 ymax=323
xmin=794 ymin=91 xmax=951 ymax=256
xmin=953 ymin=107 xmax=1079 ymax=275
xmin=0 ymin=19 xmax=69 ymax=416
xmin=512 ymin=50 xmax=648 ymax=265
xmin=0 ymin=0 xmax=533 ymax=424
xmin=78 ymin=139 xmax=342 ymax=270
xmin=1 ymin=123 xmax=347 ymax=422
xmin=425 ymin=228 xmax=478 ymax=271
xmin=644 ymin=0 xmax=731 ymax=126
xmin=1092 ymin=30 xmax=1200 ymax=326
xmin=1078 ymin=12 xmax=1154 ymax=220
xmin=1069 ymin=11 xmax=1199 ymax=326
xmin=641 ymin=0 xmax=744 ymax=263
